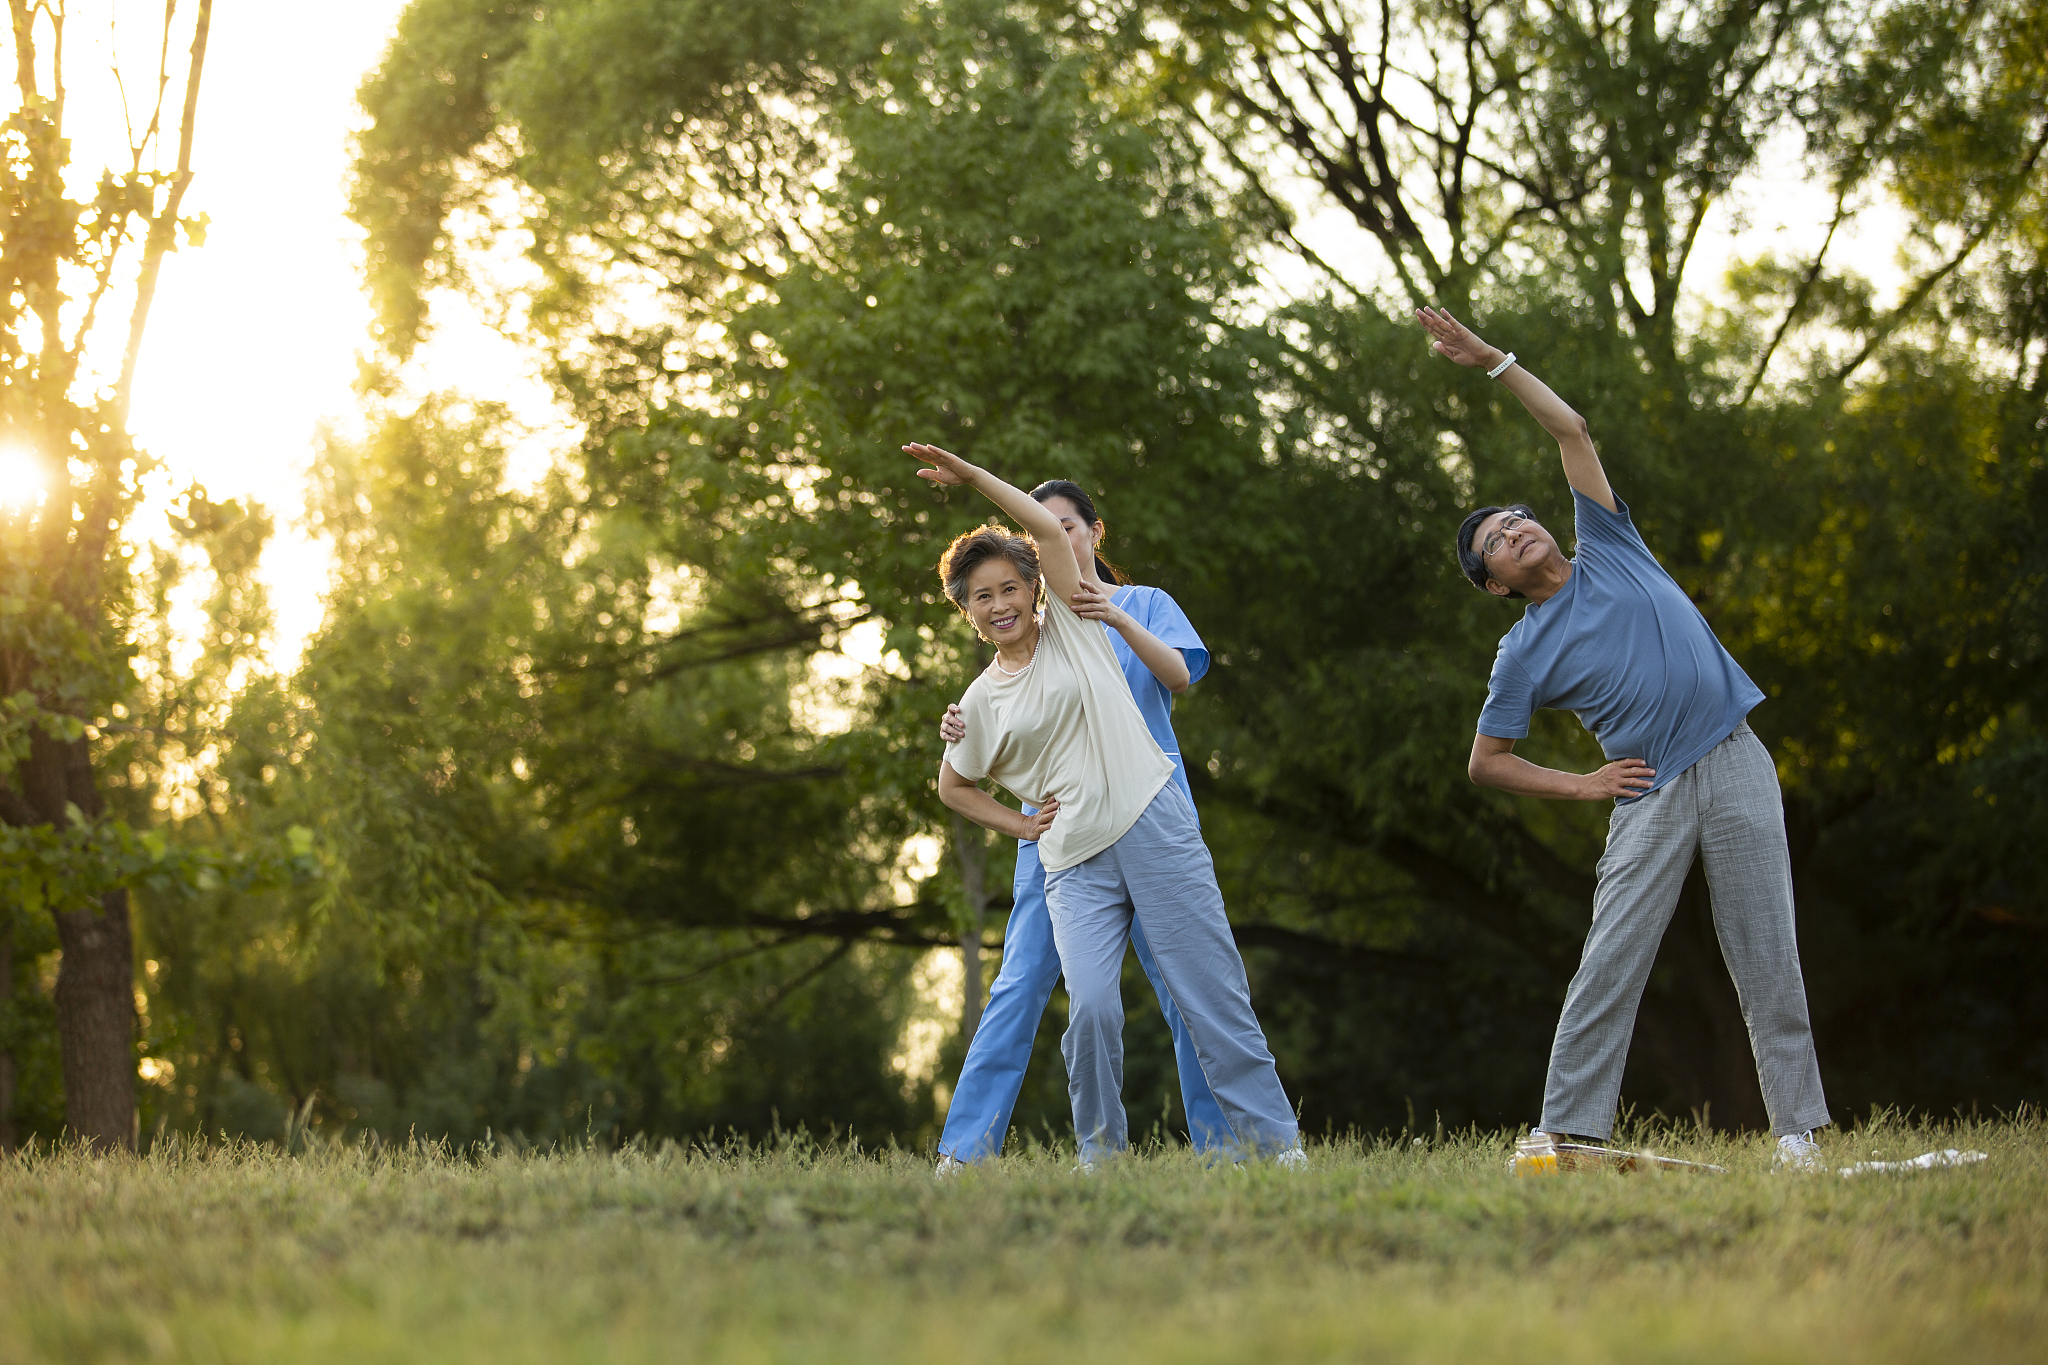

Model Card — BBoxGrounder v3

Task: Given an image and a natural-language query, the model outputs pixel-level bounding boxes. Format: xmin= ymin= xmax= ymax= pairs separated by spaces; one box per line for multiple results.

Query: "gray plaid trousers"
xmin=1540 ymin=724 xmax=1831 ymax=1139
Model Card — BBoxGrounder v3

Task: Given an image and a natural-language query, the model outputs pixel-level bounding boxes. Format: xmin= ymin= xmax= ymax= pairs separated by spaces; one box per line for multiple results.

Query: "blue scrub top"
xmin=1016 ymin=584 xmax=1209 ymax=831
xmin=1105 ymin=584 xmax=1210 ymax=808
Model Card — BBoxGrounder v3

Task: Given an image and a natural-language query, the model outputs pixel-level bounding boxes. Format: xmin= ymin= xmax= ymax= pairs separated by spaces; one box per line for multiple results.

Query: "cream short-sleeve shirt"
xmin=943 ymin=592 xmax=1174 ymax=873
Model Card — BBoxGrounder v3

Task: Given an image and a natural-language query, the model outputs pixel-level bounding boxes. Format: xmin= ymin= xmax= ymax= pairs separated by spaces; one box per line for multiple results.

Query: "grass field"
xmin=3 ymin=1114 xmax=2042 ymax=1364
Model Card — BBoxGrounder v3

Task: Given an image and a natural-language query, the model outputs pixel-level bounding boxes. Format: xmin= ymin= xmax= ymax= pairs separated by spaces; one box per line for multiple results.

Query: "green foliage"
xmin=145 ymin=0 xmax=2048 ymax=1150
xmin=2 ymin=4 xmax=282 ymax=1145
xmin=138 ymin=400 xmax=938 ymax=1147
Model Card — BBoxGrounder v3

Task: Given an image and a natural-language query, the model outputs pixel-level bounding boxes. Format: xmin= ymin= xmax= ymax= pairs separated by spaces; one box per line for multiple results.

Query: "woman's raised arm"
xmin=903 ymin=443 xmax=1083 ymax=603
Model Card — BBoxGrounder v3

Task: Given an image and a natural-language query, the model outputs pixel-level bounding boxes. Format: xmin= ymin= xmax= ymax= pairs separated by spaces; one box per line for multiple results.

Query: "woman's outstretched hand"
xmin=904 ymin=442 xmax=978 ymax=487
xmin=1415 ymin=306 xmax=1504 ymax=370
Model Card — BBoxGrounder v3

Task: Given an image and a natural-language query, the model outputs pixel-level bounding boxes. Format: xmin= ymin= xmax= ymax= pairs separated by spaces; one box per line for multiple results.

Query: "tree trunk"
xmin=53 ymin=889 xmax=136 ymax=1150
xmin=18 ymin=727 xmax=138 ymax=1149
xmin=951 ymin=815 xmax=990 ymax=1043
xmin=2 ymin=0 xmax=209 ymax=1157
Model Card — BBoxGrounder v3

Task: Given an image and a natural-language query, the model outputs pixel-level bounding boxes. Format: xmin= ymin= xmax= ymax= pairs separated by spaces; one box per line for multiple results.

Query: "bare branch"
xmin=8 ymin=1 xmax=36 ymax=105
xmin=46 ymin=0 xmax=62 ymax=126
xmin=147 ymin=0 xmax=177 ymax=161
xmin=1738 ymin=190 xmax=1848 ymax=407
xmin=1177 ymin=99 xmax=1374 ymax=306
xmin=115 ymin=0 xmax=209 ymax=422
xmin=1832 ymin=112 xmax=2048 ymax=386
xmin=1668 ymin=2 xmax=1801 ymax=315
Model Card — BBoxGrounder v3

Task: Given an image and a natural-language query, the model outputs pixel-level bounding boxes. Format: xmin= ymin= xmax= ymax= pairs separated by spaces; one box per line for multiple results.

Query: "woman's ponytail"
xmin=1029 ymin=478 xmax=1130 ymax=586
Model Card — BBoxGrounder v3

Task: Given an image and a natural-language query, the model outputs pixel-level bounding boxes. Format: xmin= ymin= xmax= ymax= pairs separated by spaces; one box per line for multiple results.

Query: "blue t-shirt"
xmin=1475 ymin=490 xmax=1764 ymax=801
xmin=1020 ymin=584 xmax=1208 ymax=828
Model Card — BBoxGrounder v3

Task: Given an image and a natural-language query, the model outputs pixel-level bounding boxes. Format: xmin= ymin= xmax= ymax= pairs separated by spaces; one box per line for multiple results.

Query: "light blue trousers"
xmin=1045 ymin=782 xmax=1299 ymax=1165
xmin=938 ymin=820 xmax=1231 ymax=1162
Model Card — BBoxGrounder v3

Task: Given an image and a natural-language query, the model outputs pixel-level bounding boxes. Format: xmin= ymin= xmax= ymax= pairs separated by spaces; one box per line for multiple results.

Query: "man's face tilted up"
xmin=1468 ymin=509 xmax=1570 ymax=601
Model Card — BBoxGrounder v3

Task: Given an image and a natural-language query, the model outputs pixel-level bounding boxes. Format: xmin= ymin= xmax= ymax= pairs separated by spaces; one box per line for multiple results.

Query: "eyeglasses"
xmin=1481 ymin=514 xmax=1533 ymax=558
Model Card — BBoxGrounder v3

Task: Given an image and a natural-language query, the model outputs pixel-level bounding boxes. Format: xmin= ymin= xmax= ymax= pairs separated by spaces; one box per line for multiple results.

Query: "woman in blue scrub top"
xmin=935 ymin=479 xmax=1228 ymax=1169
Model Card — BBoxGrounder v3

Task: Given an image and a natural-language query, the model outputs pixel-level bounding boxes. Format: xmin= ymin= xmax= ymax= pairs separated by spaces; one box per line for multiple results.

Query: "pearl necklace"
xmin=991 ymin=625 xmax=1041 ymax=677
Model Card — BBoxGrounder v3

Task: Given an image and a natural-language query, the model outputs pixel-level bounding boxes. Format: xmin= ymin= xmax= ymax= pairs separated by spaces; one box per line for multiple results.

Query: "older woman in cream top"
xmin=908 ymin=442 xmax=1300 ymax=1168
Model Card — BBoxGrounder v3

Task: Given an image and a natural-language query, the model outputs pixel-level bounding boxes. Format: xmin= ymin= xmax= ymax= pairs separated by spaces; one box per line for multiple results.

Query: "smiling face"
xmin=1037 ymin=494 xmax=1101 ymax=578
xmin=1468 ymin=509 xmax=1564 ymax=597
xmin=961 ymin=556 xmax=1039 ymax=647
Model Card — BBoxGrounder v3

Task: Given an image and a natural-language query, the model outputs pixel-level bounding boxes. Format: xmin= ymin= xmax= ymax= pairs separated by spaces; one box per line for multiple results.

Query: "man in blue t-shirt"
xmin=1418 ymin=306 xmax=1831 ymax=1171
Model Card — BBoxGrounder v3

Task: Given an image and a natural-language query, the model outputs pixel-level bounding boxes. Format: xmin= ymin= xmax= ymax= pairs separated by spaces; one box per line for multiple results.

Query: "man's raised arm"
xmin=1416 ymin=308 xmax=1616 ymax=514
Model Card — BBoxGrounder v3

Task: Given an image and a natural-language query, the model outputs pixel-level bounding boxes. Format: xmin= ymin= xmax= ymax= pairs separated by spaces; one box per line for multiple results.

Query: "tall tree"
xmin=336 ymin=0 xmax=1303 ymax=1137
xmin=316 ymin=0 xmax=2048 ymax=1142
xmin=1 ymin=0 xmax=213 ymax=1148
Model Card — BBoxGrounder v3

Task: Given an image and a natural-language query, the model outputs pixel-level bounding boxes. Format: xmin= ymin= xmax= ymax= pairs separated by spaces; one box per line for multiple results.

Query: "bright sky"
xmin=40 ymin=4 xmax=1905 ymax=679
xmin=111 ymin=1 xmax=552 ymax=668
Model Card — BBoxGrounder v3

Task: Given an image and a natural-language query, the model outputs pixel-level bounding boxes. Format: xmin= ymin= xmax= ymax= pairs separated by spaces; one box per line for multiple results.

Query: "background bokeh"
xmin=4 ymin=0 xmax=2045 ymax=1151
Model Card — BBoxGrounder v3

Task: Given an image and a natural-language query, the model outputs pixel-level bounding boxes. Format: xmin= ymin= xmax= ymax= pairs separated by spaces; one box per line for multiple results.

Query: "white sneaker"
xmin=1276 ymin=1146 xmax=1308 ymax=1171
xmin=934 ymin=1153 xmax=965 ymax=1179
xmin=1774 ymin=1130 xmax=1826 ymax=1172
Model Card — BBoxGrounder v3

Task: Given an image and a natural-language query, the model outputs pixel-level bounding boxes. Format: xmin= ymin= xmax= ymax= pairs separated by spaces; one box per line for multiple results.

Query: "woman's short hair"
xmin=1028 ymin=478 xmax=1129 ymax=585
xmin=939 ymin=524 xmax=1041 ymax=607
xmin=1454 ymin=503 xmax=1537 ymax=598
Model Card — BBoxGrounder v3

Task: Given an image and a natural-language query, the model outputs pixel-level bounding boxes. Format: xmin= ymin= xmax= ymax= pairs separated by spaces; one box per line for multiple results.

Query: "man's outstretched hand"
xmin=1416 ymin=306 xmax=1506 ymax=370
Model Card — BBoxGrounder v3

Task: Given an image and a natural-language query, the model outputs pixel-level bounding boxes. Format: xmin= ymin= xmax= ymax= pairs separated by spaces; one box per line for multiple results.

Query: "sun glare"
xmin=0 ymin=444 xmax=49 ymax=510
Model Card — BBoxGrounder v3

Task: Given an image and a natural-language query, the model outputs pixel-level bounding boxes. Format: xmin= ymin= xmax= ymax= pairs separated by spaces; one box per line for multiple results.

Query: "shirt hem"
xmin=1614 ymin=698 xmax=1762 ymax=804
xmin=1037 ymin=763 xmax=1174 ymax=874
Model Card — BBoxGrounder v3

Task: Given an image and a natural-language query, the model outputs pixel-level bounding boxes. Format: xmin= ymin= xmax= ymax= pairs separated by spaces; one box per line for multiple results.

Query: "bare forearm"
xmin=1493 ymin=356 xmax=1613 ymax=513
xmin=1494 ymin=359 xmax=1585 ymax=446
xmin=959 ymin=465 xmax=1080 ymax=599
xmin=1469 ymin=739 xmax=1654 ymax=801
xmin=963 ymin=467 xmax=1062 ymax=547
xmin=1113 ymin=620 xmax=1191 ymax=692
xmin=1469 ymin=749 xmax=1594 ymax=800
xmin=939 ymin=777 xmax=1034 ymax=839
xmin=1415 ymin=308 xmax=1614 ymax=511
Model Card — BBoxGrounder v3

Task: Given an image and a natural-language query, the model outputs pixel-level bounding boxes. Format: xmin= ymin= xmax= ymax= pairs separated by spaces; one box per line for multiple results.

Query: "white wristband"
xmin=1486 ymin=351 xmax=1518 ymax=379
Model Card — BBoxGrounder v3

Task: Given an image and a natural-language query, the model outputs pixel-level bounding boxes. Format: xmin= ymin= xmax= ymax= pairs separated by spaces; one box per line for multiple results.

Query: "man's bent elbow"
xmin=1468 ymin=739 xmax=1512 ymax=788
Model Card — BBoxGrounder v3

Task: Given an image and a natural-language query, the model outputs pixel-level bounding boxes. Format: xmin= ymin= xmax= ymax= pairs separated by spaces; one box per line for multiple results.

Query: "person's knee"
xmin=997 ymin=952 xmax=1063 ymax=998
xmin=1065 ymin=984 xmax=1124 ymax=1036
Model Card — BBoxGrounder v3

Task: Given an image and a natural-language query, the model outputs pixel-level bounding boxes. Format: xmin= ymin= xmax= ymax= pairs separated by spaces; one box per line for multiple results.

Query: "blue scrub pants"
xmin=938 ymin=812 xmax=1232 ymax=1162
xmin=1045 ymin=782 xmax=1299 ymax=1165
